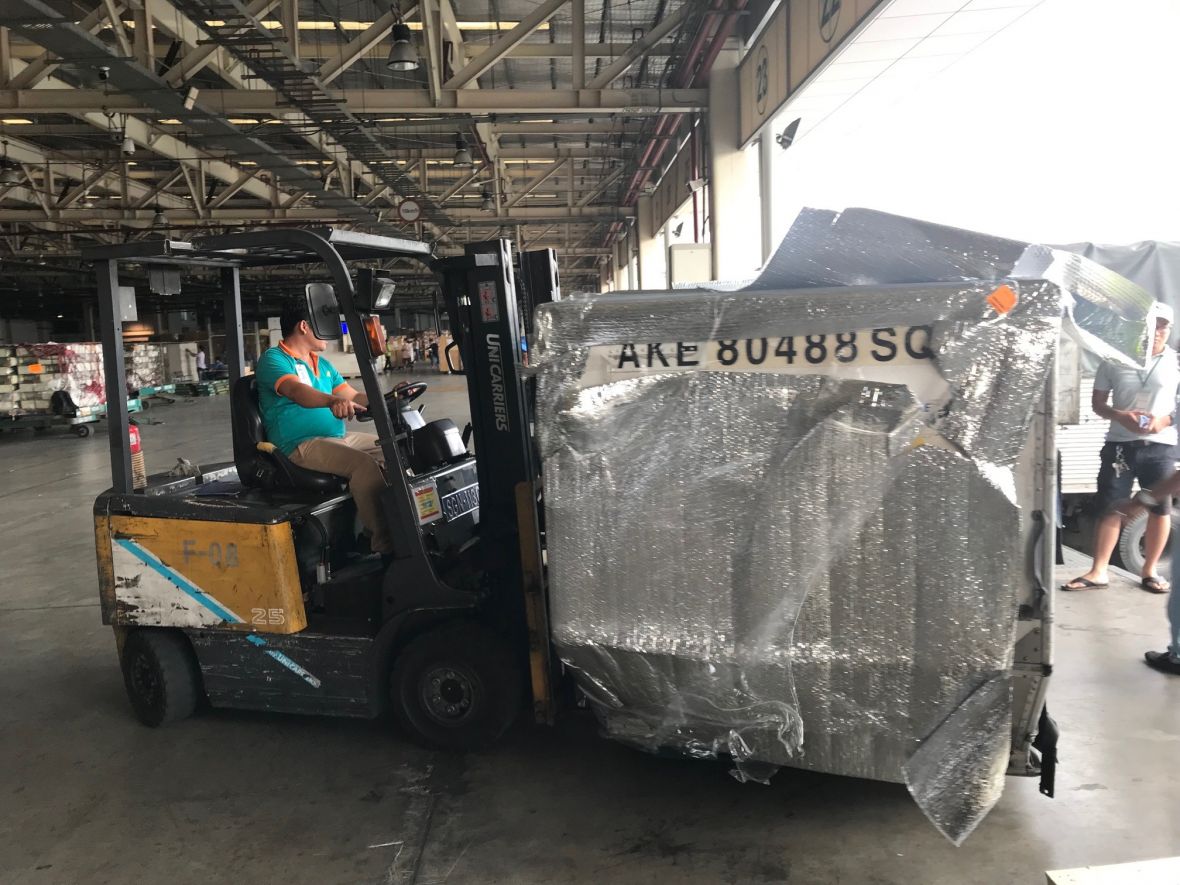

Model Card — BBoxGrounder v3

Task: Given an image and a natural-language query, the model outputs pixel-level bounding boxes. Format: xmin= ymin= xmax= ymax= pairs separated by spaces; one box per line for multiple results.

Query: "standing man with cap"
xmin=1063 ymin=305 xmax=1180 ymax=594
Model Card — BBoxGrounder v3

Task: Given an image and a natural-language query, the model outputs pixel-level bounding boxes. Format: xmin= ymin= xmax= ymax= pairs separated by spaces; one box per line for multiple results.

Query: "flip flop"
xmin=1141 ymin=576 xmax=1171 ymax=594
xmin=1061 ymin=577 xmax=1109 ymax=591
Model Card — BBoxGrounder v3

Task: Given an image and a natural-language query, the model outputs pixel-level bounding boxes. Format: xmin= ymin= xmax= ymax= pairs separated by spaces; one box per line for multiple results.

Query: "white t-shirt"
xmin=195 ymin=350 xmax=207 ymax=370
xmin=1094 ymin=347 xmax=1180 ymax=445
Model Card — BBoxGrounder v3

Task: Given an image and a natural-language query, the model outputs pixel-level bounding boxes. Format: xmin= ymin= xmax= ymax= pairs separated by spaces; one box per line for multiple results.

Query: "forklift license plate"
xmin=441 ymin=483 xmax=479 ymax=522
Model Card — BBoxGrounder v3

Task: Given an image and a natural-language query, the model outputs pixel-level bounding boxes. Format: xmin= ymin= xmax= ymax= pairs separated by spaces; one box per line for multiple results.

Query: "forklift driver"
xmin=255 ymin=295 xmax=393 ymax=554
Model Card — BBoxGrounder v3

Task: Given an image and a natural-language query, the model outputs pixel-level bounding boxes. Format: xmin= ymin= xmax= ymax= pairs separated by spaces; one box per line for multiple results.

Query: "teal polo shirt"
xmin=255 ymin=342 xmax=347 ymax=455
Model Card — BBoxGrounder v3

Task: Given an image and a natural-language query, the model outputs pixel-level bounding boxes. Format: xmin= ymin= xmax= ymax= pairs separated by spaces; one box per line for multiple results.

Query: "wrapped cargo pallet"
xmin=16 ymin=343 xmax=105 ymax=412
xmin=0 ymin=344 xmax=18 ymax=414
xmin=533 ymin=209 xmax=1158 ymax=844
xmin=126 ymin=343 xmax=167 ymax=390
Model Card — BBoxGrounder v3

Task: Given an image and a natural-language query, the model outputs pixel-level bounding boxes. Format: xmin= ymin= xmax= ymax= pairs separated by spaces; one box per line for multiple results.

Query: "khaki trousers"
xmin=289 ymin=432 xmax=392 ymax=554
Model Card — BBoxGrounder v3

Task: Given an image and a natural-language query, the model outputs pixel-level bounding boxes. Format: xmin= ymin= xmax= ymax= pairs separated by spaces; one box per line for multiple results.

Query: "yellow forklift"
xmin=85 ymin=229 xmax=558 ymax=748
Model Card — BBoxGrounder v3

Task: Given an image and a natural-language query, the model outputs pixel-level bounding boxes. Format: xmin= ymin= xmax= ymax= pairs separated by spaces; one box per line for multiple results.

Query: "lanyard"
xmin=1138 ymin=354 xmax=1164 ymax=389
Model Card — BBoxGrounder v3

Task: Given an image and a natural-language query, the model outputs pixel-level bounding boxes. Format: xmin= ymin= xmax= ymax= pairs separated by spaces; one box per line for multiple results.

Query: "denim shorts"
xmin=1095 ymin=441 xmax=1175 ymax=515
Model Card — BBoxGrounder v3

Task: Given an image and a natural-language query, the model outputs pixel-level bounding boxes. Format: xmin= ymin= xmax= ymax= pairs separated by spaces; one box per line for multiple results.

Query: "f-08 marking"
xmin=606 ymin=326 xmax=934 ymax=373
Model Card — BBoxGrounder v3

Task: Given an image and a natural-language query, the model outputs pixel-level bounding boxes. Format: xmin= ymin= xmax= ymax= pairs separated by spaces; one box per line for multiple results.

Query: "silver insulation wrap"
xmin=747 ymin=207 xmax=1158 ymax=369
xmin=535 ymin=281 xmax=1058 ymax=846
xmin=533 ymin=209 xmax=1153 ymax=845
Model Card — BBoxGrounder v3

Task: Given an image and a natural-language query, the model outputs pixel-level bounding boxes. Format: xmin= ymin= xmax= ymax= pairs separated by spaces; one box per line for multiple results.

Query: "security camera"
xmin=97 ymin=65 xmax=110 ymax=82
xmin=776 ymin=117 xmax=802 ymax=151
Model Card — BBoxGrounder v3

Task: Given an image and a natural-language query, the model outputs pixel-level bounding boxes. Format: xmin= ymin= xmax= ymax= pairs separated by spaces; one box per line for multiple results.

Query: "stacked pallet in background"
xmin=176 ymin=378 xmax=229 ymax=397
xmin=15 ymin=343 xmax=105 ymax=414
xmin=0 ymin=345 xmax=17 ymax=413
xmin=125 ymin=343 xmax=167 ymax=391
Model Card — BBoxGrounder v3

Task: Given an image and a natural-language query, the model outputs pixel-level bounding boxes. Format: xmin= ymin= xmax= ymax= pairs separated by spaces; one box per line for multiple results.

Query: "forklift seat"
xmin=231 ymin=375 xmax=349 ymax=496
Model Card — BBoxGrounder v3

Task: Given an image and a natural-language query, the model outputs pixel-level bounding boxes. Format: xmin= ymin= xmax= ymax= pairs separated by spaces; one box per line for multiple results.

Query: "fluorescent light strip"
xmin=125 ymin=19 xmax=547 ymax=31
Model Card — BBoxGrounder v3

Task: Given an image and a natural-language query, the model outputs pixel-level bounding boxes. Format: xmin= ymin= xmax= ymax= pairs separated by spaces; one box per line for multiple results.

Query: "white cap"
xmin=1155 ymin=302 xmax=1174 ymax=325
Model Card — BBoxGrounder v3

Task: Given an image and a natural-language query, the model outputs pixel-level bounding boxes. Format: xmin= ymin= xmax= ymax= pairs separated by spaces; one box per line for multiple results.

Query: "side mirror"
xmin=304 ymin=283 xmax=341 ymax=340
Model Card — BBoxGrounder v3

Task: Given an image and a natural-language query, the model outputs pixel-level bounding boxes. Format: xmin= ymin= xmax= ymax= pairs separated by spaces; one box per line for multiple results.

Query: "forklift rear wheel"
xmin=120 ymin=629 xmax=202 ymax=727
xmin=73 ymin=424 xmax=90 ymax=438
xmin=390 ymin=622 xmax=522 ymax=751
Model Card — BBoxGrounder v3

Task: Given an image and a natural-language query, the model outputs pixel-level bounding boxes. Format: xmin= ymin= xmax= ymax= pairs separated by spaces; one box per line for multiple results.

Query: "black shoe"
xmin=1144 ymin=651 xmax=1180 ymax=675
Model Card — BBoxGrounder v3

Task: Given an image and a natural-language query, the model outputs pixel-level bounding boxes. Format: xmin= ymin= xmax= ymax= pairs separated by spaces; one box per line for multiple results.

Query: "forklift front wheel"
xmin=120 ymin=629 xmax=202 ymax=727
xmin=390 ymin=622 xmax=522 ymax=751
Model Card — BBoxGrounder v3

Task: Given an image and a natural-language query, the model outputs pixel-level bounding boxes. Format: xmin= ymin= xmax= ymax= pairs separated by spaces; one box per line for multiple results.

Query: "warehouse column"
xmin=708 ymin=48 xmax=762 ymax=282
xmin=626 ymin=228 xmax=636 ymax=290
xmin=636 ymin=194 xmax=667 ymax=290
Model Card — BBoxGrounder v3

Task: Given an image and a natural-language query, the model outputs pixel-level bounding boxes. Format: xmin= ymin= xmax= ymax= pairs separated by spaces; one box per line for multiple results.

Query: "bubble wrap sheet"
xmin=536 ymin=275 xmax=1067 ymax=848
xmin=751 ymin=207 xmax=1157 ymax=370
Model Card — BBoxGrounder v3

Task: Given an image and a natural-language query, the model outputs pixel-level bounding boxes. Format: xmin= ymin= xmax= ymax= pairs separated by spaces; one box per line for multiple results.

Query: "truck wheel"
xmin=1117 ymin=511 xmax=1177 ymax=575
xmin=120 ymin=629 xmax=202 ymax=727
xmin=390 ymin=622 xmax=522 ymax=751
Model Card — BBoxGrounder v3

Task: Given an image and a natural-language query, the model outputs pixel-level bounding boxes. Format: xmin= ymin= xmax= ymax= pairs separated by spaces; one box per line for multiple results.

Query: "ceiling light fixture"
xmin=0 ymin=141 xmax=19 ymax=186
xmin=196 ymin=19 xmax=548 ymax=31
xmin=151 ymin=205 xmax=167 ymax=227
xmin=386 ymin=22 xmax=419 ymax=71
xmin=453 ymin=134 xmax=473 ymax=167
xmin=480 ymin=186 xmax=495 ymax=212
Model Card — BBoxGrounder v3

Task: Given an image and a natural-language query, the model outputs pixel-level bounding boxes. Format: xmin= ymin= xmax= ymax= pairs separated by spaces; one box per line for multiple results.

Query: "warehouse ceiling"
xmin=0 ymin=0 xmax=727 ymax=311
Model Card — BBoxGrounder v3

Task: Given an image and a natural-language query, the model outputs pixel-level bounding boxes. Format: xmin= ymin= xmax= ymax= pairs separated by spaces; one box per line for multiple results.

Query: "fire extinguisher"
xmin=128 ymin=423 xmax=147 ymax=491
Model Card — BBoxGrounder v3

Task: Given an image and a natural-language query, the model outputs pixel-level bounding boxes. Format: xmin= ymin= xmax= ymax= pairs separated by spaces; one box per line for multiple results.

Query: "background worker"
xmin=185 ymin=344 xmax=208 ymax=380
xmin=1118 ymin=474 xmax=1180 ymax=675
xmin=255 ymin=295 xmax=393 ymax=555
xmin=1063 ymin=307 xmax=1179 ymax=593
xmin=383 ymin=335 xmax=396 ymax=372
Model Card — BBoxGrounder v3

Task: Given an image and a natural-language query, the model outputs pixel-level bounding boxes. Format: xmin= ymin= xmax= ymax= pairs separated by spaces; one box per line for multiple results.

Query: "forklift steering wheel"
xmin=387 ymin=381 xmax=428 ymax=405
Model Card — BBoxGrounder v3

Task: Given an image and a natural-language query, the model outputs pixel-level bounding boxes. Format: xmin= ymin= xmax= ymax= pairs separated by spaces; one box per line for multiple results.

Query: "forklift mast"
xmin=437 ymin=241 xmax=536 ymax=528
xmin=515 ymin=247 xmax=561 ymax=338
xmin=436 ymin=240 xmax=560 ymax=721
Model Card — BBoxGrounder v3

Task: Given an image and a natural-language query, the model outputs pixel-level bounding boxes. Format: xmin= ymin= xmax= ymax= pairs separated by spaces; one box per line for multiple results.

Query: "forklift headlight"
xmin=374 ymin=280 xmax=396 ymax=311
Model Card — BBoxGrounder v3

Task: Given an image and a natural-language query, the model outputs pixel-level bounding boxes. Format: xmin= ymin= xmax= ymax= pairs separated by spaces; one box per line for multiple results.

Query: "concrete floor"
xmin=1 ymin=375 xmax=1178 ymax=884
